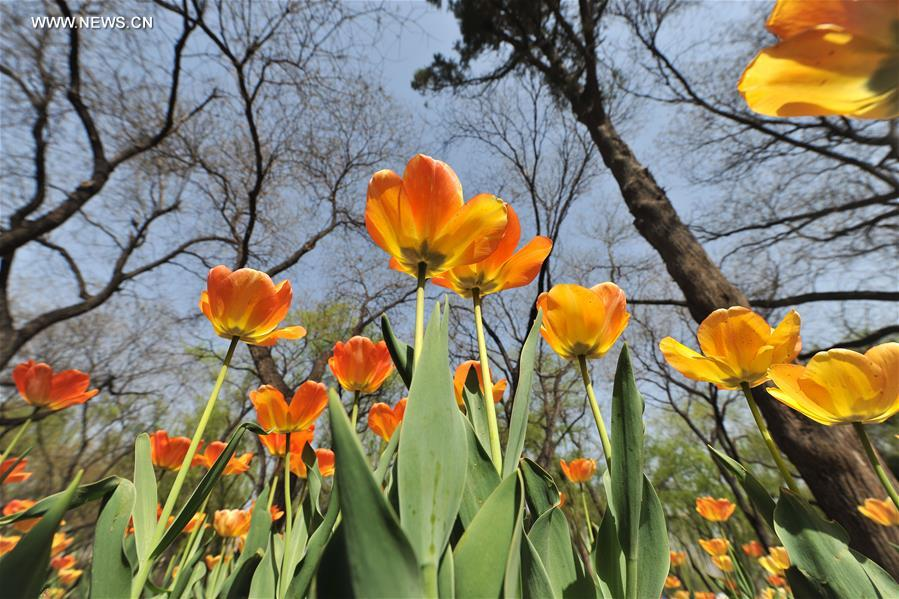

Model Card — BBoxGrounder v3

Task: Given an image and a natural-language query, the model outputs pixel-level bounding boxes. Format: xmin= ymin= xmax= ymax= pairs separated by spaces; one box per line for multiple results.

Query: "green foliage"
xmin=90 ymin=480 xmax=136 ymax=598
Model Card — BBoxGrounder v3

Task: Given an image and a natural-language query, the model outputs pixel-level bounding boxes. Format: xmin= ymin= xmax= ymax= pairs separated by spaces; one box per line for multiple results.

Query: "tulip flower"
xmin=12 ymin=360 xmax=98 ymax=411
xmin=205 ymin=555 xmax=222 ymax=570
xmin=698 ymin=537 xmax=730 ymax=557
xmin=289 ymin=448 xmax=335 ymax=479
xmin=453 ymin=361 xmax=507 ymax=407
xmin=670 ymin=550 xmax=687 ymax=567
xmin=51 ymin=532 xmax=73 ymax=556
xmin=560 ymin=458 xmax=597 ymax=483
xmin=0 ymin=458 xmax=31 ymax=484
xmin=199 ymin=265 xmax=306 ymax=347
xmin=738 ymin=0 xmax=898 ymax=119
xmin=149 ymin=430 xmax=192 ymax=471
xmin=250 ymin=382 xmax=328 ymax=434
xmin=660 ymin=307 xmax=800 ymax=390
xmin=3 ymin=499 xmax=38 ymax=533
xmin=537 ymin=282 xmax=630 ymax=463
xmin=432 ymin=204 xmax=552 ymax=298
xmin=0 ymin=536 xmax=20 ymax=556
xmin=270 ymin=505 xmax=284 ymax=522
xmin=759 ymin=547 xmax=790 ymax=575
xmin=858 ymin=497 xmax=899 ymax=527
xmin=258 ymin=428 xmax=314 ymax=457
xmin=712 ymin=555 xmax=734 ymax=573
xmin=768 ymin=342 xmax=899 ymax=509
xmin=328 ymin=337 xmax=394 ymax=394
xmin=181 ymin=512 xmax=207 ymax=534
xmin=367 ymin=398 xmax=406 ymax=442
xmin=661 ymin=306 xmax=802 ymax=493
xmin=695 ymin=496 xmax=736 ymax=522
xmin=742 ymin=540 xmax=765 ymax=558
xmin=192 ymin=441 xmax=253 ymax=475
xmin=692 ymin=593 xmax=716 ymax=599
xmin=51 ymin=555 xmax=76 ymax=571
xmin=213 ymin=508 xmax=252 ymax=538
xmin=767 ymin=575 xmax=788 ymax=588
xmin=58 ymin=567 xmax=83 ymax=586
xmin=664 ymin=575 xmax=681 ymax=589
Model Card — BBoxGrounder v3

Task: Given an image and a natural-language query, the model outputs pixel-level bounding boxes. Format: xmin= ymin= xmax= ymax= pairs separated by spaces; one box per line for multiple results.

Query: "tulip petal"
xmin=659 ymin=337 xmax=738 ymax=388
xmin=866 ymin=342 xmax=899 ymax=409
xmin=766 ymin=0 xmax=896 ymax=47
xmin=768 ymin=310 xmax=802 ymax=364
xmin=429 ymin=193 xmax=508 ymax=274
xmin=476 ymin=203 xmax=522 ymax=275
xmin=402 ymin=154 xmax=464 ymax=240
xmin=256 ymin=325 xmax=307 ymax=347
xmin=492 ymin=236 xmax=552 ymax=294
xmin=365 ymin=169 xmax=411 ymax=260
xmin=697 ymin=307 xmax=770 ymax=377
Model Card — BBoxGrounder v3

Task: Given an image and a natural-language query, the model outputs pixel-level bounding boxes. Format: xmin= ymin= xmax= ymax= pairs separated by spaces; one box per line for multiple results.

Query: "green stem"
xmin=739 ymin=383 xmax=799 ymax=494
xmin=422 ymin=563 xmax=439 ymax=599
xmin=0 ymin=416 xmax=32 ymax=465
xmin=853 ymin=422 xmax=899 ymax=512
xmin=580 ymin=483 xmax=594 ymax=545
xmin=473 ymin=289 xmax=503 ymax=473
xmin=577 ymin=355 xmax=612 ymax=465
xmin=131 ymin=335 xmax=239 ymax=599
xmin=414 ymin=262 xmax=426 ymax=369
xmin=280 ymin=431 xmax=293 ymax=599
xmin=351 ymin=391 xmax=360 ymax=428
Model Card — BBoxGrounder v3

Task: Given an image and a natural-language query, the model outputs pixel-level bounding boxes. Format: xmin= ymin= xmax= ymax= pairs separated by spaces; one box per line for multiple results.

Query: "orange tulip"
xmin=559 ymin=458 xmax=597 ymax=483
xmin=453 ymin=361 xmax=507 ymax=407
xmin=858 ymin=497 xmax=899 ymax=526
xmin=58 ymin=567 xmax=83 ymax=586
xmin=432 ymin=204 xmax=552 ymax=298
xmin=742 ymin=540 xmax=765 ymax=558
xmin=328 ymin=337 xmax=394 ymax=393
xmin=664 ymin=575 xmax=681 ymax=589
xmin=0 ymin=458 xmax=31 ymax=484
xmin=0 ymin=536 xmax=20 ymax=556
xmin=289 ymin=448 xmax=335 ymax=479
xmin=767 ymin=343 xmax=899 ymax=425
xmin=51 ymin=532 xmax=73 ymax=556
xmin=367 ymin=399 xmax=406 ymax=441
xmin=251 ymin=382 xmax=327 ymax=434
xmin=759 ymin=547 xmax=791 ymax=575
xmin=695 ymin=496 xmax=736 ymax=522
xmin=698 ymin=537 xmax=730 ymax=557
xmin=258 ymin=427 xmax=314 ymax=457
xmin=149 ymin=430 xmax=192 ymax=471
xmin=536 ymin=283 xmax=630 ymax=360
xmin=12 ymin=360 xmax=98 ymax=411
xmin=213 ymin=508 xmax=252 ymax=538
xmin=270 ymin=505 xmax=284 ymax=522
xmin=660 ymin=307 xmax=801 ymax=390
xmin=670 ymin=550 xmax=687 ymax=567
xmin=365 ymin=154 xmax=509 ymax=278
xmin=738 ymin=0 xmax=898 ymax=119
xmin=205 ymin=555 xmax=222 ymax=570
xmin=199 ymin=265 xmax=306 ymax=347
xmin=192 ymin=441 xmax=253 ymax=475
xmin=3 ymin=499 xmax=38 ymax=533
xmin=693 ymin=593 xmax=716 ymax=599
xmin=182 ymin=512 xmax=207 ymax=534
xmin=767 ymin=574 xmax=788 ymax=588
xmin=671 ymin=593 xmax=690 ymax=599
xmin=51 ymin=555 xmax=76 ymax=571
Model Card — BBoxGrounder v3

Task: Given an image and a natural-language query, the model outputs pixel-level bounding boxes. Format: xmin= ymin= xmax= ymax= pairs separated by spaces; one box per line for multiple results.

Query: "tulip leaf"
xmin=374 ymin=422 xmax=400 ymax=485
xmin=381 ymin=313 xmax=414 ymax=388
xmin=226 ymin=554 xmax=263 ymax=599
xmin=503 ymin=474 xmax=526 ymax=599
xmin=328 ymin=388 xmax=423 ymax=597
xmin=454 ymin=473 xmax=520 ymax=598
xmin=595 ymin=502 xmax=625 ymax=599
xmin=0 ymin=470 xmax=82 ymax=598
xmin=462 ymin=367 xmax=491 ymax=452
xmin=438 ymin=543 xmax=455 ymax=599
xmin=708 ymin=445 xmax=775 ymax=528
xmin=459 ymin=414 xmax=501 ymax=528
xmin=151 ymin=421 xmax=265 ymax=559
xmin=503 ymin=310 xmax=542 ymax=478
xmin=609 ymin=345 xmax=643 ymax=562
xmin=169 ymin=531 xmax=208 ymax=599
xmin=301 ymin=442 xmax=324 ymax=531
xmin=521 ymin=531 xmax=558 ymax=599
xmin=220 ymin=485 xmax=272 ymax=598
xmin=851 ymin=548 xmax=899 ymax=598
xmin=315 ymin=524 xmax=355 ymax=598
xmin=773 ymin=490 xmax=880 ymax=599
xmin=90 ymin=479 xmax=135 ymax=599
xmin=398 ymin=302 xmax=467 ymax=574
xmin=249 ymin=534 xmax=280 ymax=599
xmin=520 ymin=458 xmax=561 ymax=518
xmin=0 ymin=475 xmax=128 ymax=526
xmin=289 ymin=483 xmax=340 ymax=598
xmin=529 ymin=507 xmax=578 ymax=594
xmin=133 ymin=433 xmax=158 ymax=564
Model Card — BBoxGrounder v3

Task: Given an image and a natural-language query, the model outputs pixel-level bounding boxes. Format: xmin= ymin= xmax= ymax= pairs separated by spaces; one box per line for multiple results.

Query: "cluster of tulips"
xmin=1 ymin=151 xmax=896 ymax=599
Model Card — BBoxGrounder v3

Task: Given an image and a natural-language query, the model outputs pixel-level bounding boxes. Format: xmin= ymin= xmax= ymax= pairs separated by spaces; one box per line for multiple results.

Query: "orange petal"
xmin=491 ymin=236 xmax=552 ymax=294
xmin=428 ymin=193 xmax=508 ymax=275
xmin=287 ymin=381 xmax=328 ymax=432
xmin=766 ymin=0 xmax=895 ymax=46
xmin=401 ymin=154 xmax=464 ymax=240
xmin=365 ymin=169 xmax=410 ymax=260
xmin=866 ymin=342 xmax=899 ymax=409
xmin=660 ymin=337 xmax=738 ymax=388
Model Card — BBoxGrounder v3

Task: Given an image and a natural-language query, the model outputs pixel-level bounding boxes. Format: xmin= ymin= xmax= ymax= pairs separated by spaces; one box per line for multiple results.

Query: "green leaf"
xmin=151 ymin=421 xmax=265 ymax=559
xmin=328 ymin=388 xmax=423 ymax=597
xmin=315 ymin=524 xmax=354 ymax=598
xmin=226 ymin=554 xmax=263 ymax=599
xmin=709 ymin=445 xmax=775 ymax=528
xmin=522 ymin=531 xmax=559 ymax=599
xmin=398 ymin=302 xmax=467 ymax=572
xmin=461 ymin=367 xmax=491 ymax=453
xmin=301 ymin=442 xmax=324 ymax=532
xmin=529 ymin=507 xmax=578 ymax=595
xmin=454 ymin=473 xmax=520 ymax=598
xmin=169 ymin=533 xmax=208 ymax=599
xmin=774 ymin=490 xmax=879 ymax=599
xmin=609 ymin=345 xmax=643 ymax=561
xmin=503 ymin=474 xmax=526 ymax=599
xmin=90 ymin=479 xmax=135 ymax=599
xmin=0 ymin=475 xmax=127 ymax=526
xmin=852 ymin=548 xmax=899 ymax=598
xmin=0 ymin=470 xmax=83 ymax=598
xmin=520 ymin=458 xmax=561 ymax=518
xmin=288 ymin=481 xmax=340 ymax=598
xmin=133 ymin=433 xmax=158 ymax=564
xmin=382 ymin=313 xmax=414 ymax=388
xmin=459 ymin=414 xmax=501 ymax=528
xmin=249 ymin=534 xmax=280 ymax=599
xmin=374 ymin=422 xmax=400 ymax=485
xmin=438 ymin=544 xmax=455 ymax=599
xmin=503 ymin=310 xmax=542 ymax=478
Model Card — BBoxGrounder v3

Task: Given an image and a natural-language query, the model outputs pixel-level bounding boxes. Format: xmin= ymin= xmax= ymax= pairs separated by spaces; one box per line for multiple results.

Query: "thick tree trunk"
xmin=572 ymin=101 xmax=899 ymax=574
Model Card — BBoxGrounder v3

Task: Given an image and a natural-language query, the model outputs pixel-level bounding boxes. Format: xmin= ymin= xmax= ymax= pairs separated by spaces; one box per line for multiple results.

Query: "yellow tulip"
xmin=738 ymin=0 xmax=899 ymax=119
xmin=536 ymin=283 xmax=630 ymax=361
xmin=660 ymin=307 xmax=800 ymax=389
xmin=698 ymin=537 xmax=730 ymax=557
xmin=759 ymin=546 xmax=791 ymax=575
xmin=858 ymin=497 xmax=899 ymax=527
xmin=767 ymin=342 xmax=899 ymax=424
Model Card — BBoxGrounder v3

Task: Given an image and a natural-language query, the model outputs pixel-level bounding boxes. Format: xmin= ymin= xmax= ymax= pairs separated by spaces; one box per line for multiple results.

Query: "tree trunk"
xmin=571 ymin=101 xmax=899 ymax=574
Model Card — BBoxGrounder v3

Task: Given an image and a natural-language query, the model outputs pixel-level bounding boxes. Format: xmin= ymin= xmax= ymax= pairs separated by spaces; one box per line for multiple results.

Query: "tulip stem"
xmin=0 ymin=415 xmax=32 ymax=465
xmin=740 ymin=383 xmax=800 ymax=494
xmin=131 ymin=335 xmax=239 ymax=599
xmin=853 ymin=422 xmax=899 ymax=512
xmin=472 ymin=289 xmax=503 ymax=473
xmin=414 ymin=262 xmax=426 ymax=370
xmin=281 ymin=431 xmax=293 ymax=599
xmin=577 ymin=355 xmax=612 ymax=465
xmin=351 ymin=391 xmax=360 ymax=428
xmin=422 ymin=563 xmax=439 ymax=599
xmin=580 ymin=483 xmax=594 ymax=545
